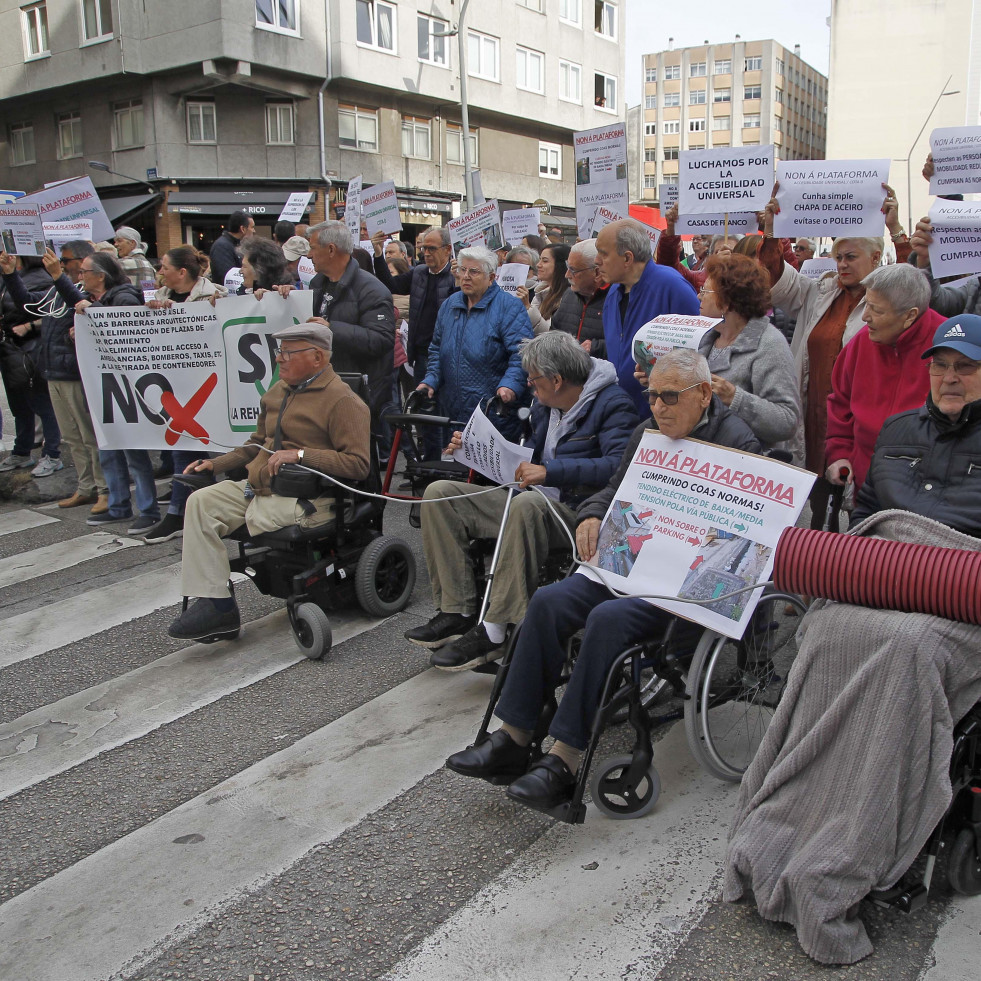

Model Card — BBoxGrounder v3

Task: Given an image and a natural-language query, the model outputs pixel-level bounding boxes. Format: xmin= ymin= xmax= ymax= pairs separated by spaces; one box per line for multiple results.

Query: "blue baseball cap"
xmin=922 ymin=314 xmax=981 ymax=361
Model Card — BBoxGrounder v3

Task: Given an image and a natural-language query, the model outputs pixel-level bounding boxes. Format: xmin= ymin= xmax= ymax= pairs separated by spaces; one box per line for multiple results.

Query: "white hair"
xmin=457 ymin=245 xmax=498 ymax=276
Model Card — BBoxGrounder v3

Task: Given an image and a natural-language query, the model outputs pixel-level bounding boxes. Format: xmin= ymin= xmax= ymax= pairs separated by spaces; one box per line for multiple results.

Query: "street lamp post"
xmin=88 ymin=160 xmax=156 ymax=193
xmin=433 ymin=0 xmax=473 ymax=211
xmin=904 ymin=76 xmax=959 ymax=232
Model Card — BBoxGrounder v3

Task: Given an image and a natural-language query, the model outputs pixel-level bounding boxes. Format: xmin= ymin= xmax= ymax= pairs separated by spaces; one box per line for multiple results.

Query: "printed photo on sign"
xmin=0 ymin=202 xmax=45 ymax=256
xmin=447 ymin=200 xmax=503 ymax=257
xmin=631 ymin=315 xmax=719 ymax=374
xmin=574 ymin=122 xmax=628 ymax=240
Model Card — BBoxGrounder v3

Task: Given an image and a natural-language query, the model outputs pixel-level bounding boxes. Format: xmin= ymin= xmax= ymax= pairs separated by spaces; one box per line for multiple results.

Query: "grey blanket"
xmin=723 ymin=509 xmax=981 ymax=964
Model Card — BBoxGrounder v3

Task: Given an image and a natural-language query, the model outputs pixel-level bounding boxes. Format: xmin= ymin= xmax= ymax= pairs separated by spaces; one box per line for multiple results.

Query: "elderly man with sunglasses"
xmin=444 ymin=348 xmax=761 ymax=813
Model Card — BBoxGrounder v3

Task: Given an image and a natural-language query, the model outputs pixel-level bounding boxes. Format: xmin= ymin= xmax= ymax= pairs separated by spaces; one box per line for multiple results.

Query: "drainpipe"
xmin=318 ymin=0 xmax=334 ymax=189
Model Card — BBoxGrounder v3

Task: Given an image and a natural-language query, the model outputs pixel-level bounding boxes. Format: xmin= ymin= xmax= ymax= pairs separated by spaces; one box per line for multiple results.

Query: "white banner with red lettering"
xmin=75 ymin=292 xmax=314 ymax=451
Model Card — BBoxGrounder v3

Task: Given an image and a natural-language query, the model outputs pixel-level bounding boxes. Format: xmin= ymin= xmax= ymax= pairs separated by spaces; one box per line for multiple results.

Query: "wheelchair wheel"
xmin=355 ymin=536 xmax=416 ymax=617
xmin=684 ymin=591 xmax=806 ymax=782
xmin=292 ymin=603 xmax=332 ymax=659
xmin=948 ymin=828 xmax=981 ymax=896
xmin=589 ymin=754 xmax=661 ymax=820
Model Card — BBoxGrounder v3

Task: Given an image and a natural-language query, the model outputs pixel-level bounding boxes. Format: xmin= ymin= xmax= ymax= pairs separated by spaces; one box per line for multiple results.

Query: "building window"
xmin=516 ymin=46 xmax=544 ymax=93
xmin=775 ymin=57 xmax=785 ymax=75
xmin=744 ymin=56 xmax=762 ymax=71
xmin=356 ymin=0 xmax=396 ymax=52
xmin=713 ymin=58 xmax=731 ymax=74
xmin=594 ymin=72 xmax=616 ymax=111
xmin=338 ymin=104 xmax=377 ymax=151
xmin=644 ymin=122 xmax=656 ymax=136
xmin=418 ymin=14 xmax=449 ymax=66
xmin=22 ymin=2 xmax=49 ymax=58
xmin=468 ymin=31 xmax=499 ymax=81
xmin=517 ymin=0 xmax=544 ymax=9
xmin=663 ymin=147 xmax=679 ymax=160
xmin=539 ymin=141 xmax=561 ymax=179
xmin=744 ymin=114 xmax=761 ymax=128
xmin=774 ymin=117 xmax=783 ymax=133
xmin=81 ymin=0 xmax=113 ymax=42
xmin=663 ymin=64 xmax=680 ymax=80
xmin=594 ymin=1 xmax=616 ymax=38
xmin=186 ymin=102 xmax=216 ymax=144
xmin=113 ymin=100 xmax=143 ymax=149
xmin=744 ymin=85 xmax=762 ymax=100
xmin=559 ymin=60 xmax=581 ymax=103
xmin=689 ymin=89 xmax=706 ymax=105
xmin=644 ymin=148 xmax=656 ymax=162
xmin=644 ymin=95 xmax=656 ymax=109
xmin=663 ymin=91 xmax=680 ymax=107
xmin=689 ymin=118 xmax=706 ymax=132
xmin=266 ymin=103 xmax=294 ymax=145
xmin=644 ymin=175 xmax=657 ymax=188
xmin=713 ymin=87 xmax=731 ymax=103
xmin=775 ymin=87 xmax=783 ymax=104
xmin=57 ymin=111 xmax=82 ymax=158
xmin=446 ymin=124 xmax=478 ymax=166
xmin=712 ymin=115 xmax=730 ymax=131
xmin=690 ymin=61 xmax=706 ymax=77
xmin=401 ymin=115 xmax=431 ymax=159
xmin=9 ymin=123 xmax=35 ymax=166
xmin=663 ymin=120 xmax=680 ymax=134
xmin=713 ymin=141 xmax=729 ymax=148
xmin=255 ymin=0 xmax=297 ymax=33
xmin=560 ymin=0 xmax=581 ymax=25
xmin=645 ymin=67 xmax=656 ymax=82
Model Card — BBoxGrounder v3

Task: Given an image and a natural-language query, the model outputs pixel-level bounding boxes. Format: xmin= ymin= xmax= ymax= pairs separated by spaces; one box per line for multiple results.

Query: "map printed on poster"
xmin=631 ymin=315 xmax=719 ymax=374
xmin=774 ymin=158 xmax=889 ymax=237
xmin=578 ymin=432 xmax=814 ymax=639
xmin=362 ymin=181 xmax=403 ymax=236
xmin=496 ymin=262 xmax=528 ymax=295
xmin=43 ymin=219 xmax=93 ymax=249
xmin=574 ymin=122 xmax=628 ymax=239
xmin=928 ymin=199 xmax=981 ymax=278
xmin=447 ymin=200 xmax=504 ymax=256
xmin=930 ymin=126 xmax=981 ymax=195
xmin=452 ymin=405 xmax=532 ymax=484
xmin=678 ymin=145 xmax=774 ymax=216
xmin=675 ymin=212 xmax=759 ymax=236
xmin=345 ymin=175 xmax=363 ymax=242
xmin=0 ymin=202 xmax=45 ymax=256
xmin=501 ymin=207 xmax=540 ymax=245
xmin=74 ymin=292 xmax=314 ymax=451
xmin=19 ymin=176 xmax=114 ymax=241
xmin=799 ymin=257 xmax=838 ymax=280
xmin=278 ymin=191 xmax=314 ymax=223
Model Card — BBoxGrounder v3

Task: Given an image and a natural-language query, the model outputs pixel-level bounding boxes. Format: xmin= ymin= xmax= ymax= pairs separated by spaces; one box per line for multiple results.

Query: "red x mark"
xmin=160 ymin=372 xmax=218 ymax=446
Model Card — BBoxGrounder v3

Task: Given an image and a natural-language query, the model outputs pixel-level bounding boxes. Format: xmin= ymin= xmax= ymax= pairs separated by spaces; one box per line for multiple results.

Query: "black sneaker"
xmin=142 ymin=513 xmax=184 ymax=543
xmin=127 ymin=515 xmax=160 ymax=535
xmin=167 ymin=598 xmax=240 ymax=640
xmin=431 ymin=624 xmax=506 ymax=671
xmin=87 ymin=511 xmax=131 ymax=527
xmin=446 ymin=729 xmax=531 ymax=782
xmin=404 ymin=611 xmax=476 ymax=649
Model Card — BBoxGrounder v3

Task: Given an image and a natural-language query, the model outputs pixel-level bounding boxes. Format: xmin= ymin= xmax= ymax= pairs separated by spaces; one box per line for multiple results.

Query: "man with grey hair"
xmin=407 ymin=330 xmax=637 ymax=670
xmin=551 ymin=238 xmax=608 ymax=357
xmin=793 ymin=238 xmax=816 ymax=263
xmin=305 ymin=220 xmax=395 ymax=424
xmin=384 ymin=239 xmax=409 ymax=263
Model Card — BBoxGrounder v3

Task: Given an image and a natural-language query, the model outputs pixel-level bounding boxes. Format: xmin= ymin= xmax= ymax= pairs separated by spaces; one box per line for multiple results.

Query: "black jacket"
xmin=576 ymin=395 xmax=763 ymax=524
xmin=2 ymin=270 xmax=80 ymax=381
xmin=851 ymin=396 xmax=981 ymax=536
xmin=209 ymin=230 xmax=241 ymax=287
xmin=550 ymin=284 xmax=608 ymax=359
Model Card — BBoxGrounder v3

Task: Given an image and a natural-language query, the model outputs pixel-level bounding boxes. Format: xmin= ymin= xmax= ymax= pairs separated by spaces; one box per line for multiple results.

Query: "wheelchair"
xmin=216 ymin=372 xmax=416 ymax=659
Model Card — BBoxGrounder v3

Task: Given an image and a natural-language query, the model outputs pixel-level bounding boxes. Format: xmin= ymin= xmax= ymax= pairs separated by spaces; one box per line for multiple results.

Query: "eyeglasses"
xmin=928 ymin=358 xmax=980 ymax=377
xmin=274 ymin=346 xmax=317 ymax=360
xmin=566 ymin=265 xmax=595 ymax=276
xmin=79 ymin=265 xmax=99 ymax=273
xmin=526 ymin=373 xmax=552 ymax=389
xmin=697 ymin=287 xmax=716 ymax=295
xmin=458 ymin=267 xmax=486 ymax=278
xmin=418 ymin=244 xmax=444 ymax=253
xmin=793 ymin=245 xmax=810 ymax=252
xmin=647 ymin=383 xmax=701 ymax=405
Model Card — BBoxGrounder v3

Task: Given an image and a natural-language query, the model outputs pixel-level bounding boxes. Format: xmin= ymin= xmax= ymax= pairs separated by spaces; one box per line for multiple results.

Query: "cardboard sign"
xmin=0 ymin=202 xmax=45 ymax=256
xmin=928 ymin=199 xmax=981 ymax=278
xmin=278 ymin=191 xmax=314 ymax=223
xmin=447 ymin=200 xmax=504 ymax=256
xmin=43 ymin=219 xmax=93 ymax=249
xmin=631 ymin=315 xmax=719 ymax=373
xmin=19 ymin=176 xmax=113 ymax=241
xmin=930 ymin=126 xmax=981 ymax=195
xmin=799 ymin=257 xmax=838 ymax=281
xmin=675 ymin=212 xmax=758 ymax=236
xmin=345 ymin=175 xmax=363 ymax=242
xmin=452 ymin=405 xmax=533 ymax=484
xmin=362 ymin=181 xmax=403 ymax=236
xmin=574 ymin=122 xmax=629 ymax=239
xmin=501 ymin=207 xmax=540 ymax=246
xmin=659 ymin=184 xmax=679 ymax=210
xmin=496 ymin=262 xmax=529 ymax=295
xmin=679 ymin=146 xmax=774 ymax=216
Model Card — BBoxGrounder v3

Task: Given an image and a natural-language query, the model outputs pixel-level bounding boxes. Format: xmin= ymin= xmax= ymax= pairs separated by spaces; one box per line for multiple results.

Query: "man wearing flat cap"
xmin=167 ymin=322 xmax=371 ymax=640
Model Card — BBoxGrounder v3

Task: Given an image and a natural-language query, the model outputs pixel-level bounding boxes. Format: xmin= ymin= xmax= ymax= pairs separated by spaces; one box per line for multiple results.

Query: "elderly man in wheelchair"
xmin=167 ymin=322 xmax=370 ymax=641
xmin=445 ymin=348 xmax=761 ymax=808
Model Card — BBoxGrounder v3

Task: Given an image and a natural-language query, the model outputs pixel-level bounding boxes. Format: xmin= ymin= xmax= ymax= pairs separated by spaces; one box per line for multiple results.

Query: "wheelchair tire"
xmin=292 ymin=603 xmax=332 ymax=660
xmin=589 ymin=754 xmax=661 ymax=820
xmin=684 ymin=591 xmax=806 ymax=782
xmin=948 ymin=828 xmax=981 ymax=896
xmin=355 ymin=536 xmax=416 ymax=617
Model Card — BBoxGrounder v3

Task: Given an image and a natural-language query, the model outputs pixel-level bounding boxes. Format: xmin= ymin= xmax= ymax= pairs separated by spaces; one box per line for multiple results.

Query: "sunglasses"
xmin=647 ymin=383 xmax=701 ymax=406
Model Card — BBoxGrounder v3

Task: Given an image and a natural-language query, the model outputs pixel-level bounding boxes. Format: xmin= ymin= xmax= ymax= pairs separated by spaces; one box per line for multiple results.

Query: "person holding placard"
xmin=683 ymin=234 xmax=709 ymax=272
xmin=910 ymin=216 xmax=981 ymax=314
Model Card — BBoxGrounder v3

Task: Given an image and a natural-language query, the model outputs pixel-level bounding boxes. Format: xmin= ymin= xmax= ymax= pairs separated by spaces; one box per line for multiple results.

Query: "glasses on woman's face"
xmin=647 ymin=382 xmax=701 ymax=406
xmin=697 ymin=287 xmax=716 ymax=295
xmin=928 ymin=357 xmax=980 ymax=377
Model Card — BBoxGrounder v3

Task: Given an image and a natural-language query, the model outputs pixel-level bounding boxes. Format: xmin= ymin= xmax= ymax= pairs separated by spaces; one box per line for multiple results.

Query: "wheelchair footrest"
xmin=544 ymin=799 xmax=588 ymax=825
xmin=868 ymin=882 xmax=928 ymax=913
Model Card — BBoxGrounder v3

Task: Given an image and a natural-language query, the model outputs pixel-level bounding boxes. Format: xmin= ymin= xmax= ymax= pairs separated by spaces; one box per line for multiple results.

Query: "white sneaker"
xmin=31 ymin=455 xmax=65 ymax=478
xmin=0 ymin=453 xmax=33 ymax=472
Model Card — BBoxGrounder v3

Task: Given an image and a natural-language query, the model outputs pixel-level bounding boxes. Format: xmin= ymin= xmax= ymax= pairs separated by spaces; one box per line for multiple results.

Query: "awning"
xmin=101 ymin=193 xmax=160 ymax=224
xmin=166 ymin=190 xmax=315 ymax=218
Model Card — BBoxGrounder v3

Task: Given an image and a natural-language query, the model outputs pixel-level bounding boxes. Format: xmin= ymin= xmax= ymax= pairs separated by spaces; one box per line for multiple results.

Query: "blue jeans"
xmin=99 ymin=449 xmax=160 ymax=520
xmin=494 ymin=575 xmax=672 ymax=751
xmin=167 ymin=450 xmax=202 ymax=517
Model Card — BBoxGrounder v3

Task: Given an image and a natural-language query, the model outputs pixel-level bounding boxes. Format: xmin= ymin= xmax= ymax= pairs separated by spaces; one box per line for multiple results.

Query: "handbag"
xmin=267 ymin=389 xmax=324 ymax=499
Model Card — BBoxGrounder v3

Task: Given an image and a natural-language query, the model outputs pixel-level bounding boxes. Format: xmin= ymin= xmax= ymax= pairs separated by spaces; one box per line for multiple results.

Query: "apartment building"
xmin=638 ymin=38 xmax=827 ymax=205
xmin=0 ymin=0 xmax=624 ymax=252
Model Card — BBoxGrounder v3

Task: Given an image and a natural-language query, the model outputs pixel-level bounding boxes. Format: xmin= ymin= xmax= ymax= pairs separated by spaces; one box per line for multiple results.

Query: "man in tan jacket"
xmin=168 ymin=322 xmax=370 ymax=640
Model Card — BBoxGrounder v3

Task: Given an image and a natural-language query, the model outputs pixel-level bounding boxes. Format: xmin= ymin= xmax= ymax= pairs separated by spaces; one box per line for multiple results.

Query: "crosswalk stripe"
xmin=0 ymin=509 xmax=59 ymax=538
xmin=0 ymin=532 xmax=141 ymax=591
xmin=386 ymin=721 xmax=736 ymax=981
xmin=0 ymin=668 xmax=491 ymax=981
xmin=0 ymin=607 xmax=383 ymax=801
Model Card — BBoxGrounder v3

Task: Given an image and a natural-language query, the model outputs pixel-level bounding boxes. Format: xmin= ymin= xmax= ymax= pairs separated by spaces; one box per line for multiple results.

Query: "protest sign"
xmin=43 ymin=219 xmax=93 ymax=249
xmin=278 ymin=191 xmax=313 ymax=223
xmin=452 ymin=406 xmax=533 ymax=484
xmin=496 ymin=262 xmax=528 ymax=296
xmin=75 ymin=292 xmax=314 ymax=451
xmin=659 ymin=184 xmax=679 ymax=210
xmin=362 ymin=180 xmax=402 ymax=236
xmin=631 ymin=315 xmax=719 ymax=373
xmin=0 ymin=202 xmax=45 ymax=256
xmin=297 ymin=256 xmax=316 ymax=286
xmin=588 ymin=204 xmax=626 ymax=237
xmin=675 ymin=212 xmax=758 ymax=236
xmin=774 ymin=158 xmax=889 ymax=237
xmin=345 ymin=175 xmax=363 ymax=241
xmin=501 ymin=207 xmax=540 ymax=245
xmin=930 ymin=126 xmax=981 ymax=195
xmin=799 ymin=257 xmax=837 ymax=281
xmin=927 ymin=199 xmax=981 ymax=278
xmin=679 ymin=146 xmax=773 ymax=216
xmin=574 ymin=122 xmax=628 ymax=239
xmin=579 ymin=432 xmax=814 ymax=639
xmin=447 ymin=199 xmax=504 ymax=256
xmin=224 ymin=267 xmax=244 ymax=293
xmin=19 ymin=176 xmax=113 ymax=241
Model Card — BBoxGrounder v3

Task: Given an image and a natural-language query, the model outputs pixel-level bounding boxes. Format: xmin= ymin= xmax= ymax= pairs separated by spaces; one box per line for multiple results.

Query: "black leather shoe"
xmin=446 ymin=729 xmax=532 ymax=782
xmin=168 ymin=598 xmax=240 ymax=641
xmin=506 ymin=754 xmax=576 ymax=811
xmin=172 ymin=471 xmax=216 ymax=492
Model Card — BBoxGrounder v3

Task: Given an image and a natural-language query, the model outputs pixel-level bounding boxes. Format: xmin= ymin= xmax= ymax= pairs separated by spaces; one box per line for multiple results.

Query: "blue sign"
xmin=0 ymin=190 xmax=26 ymax=205
xmin=146 ymin=168 xmax=158 ymax=181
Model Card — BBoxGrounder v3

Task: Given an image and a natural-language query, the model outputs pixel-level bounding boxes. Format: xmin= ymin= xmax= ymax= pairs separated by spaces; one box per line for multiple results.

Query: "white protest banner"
xmin=501 ymin=207 xmax=540 ymax=245
xmin=631 ymin=315 xmax=719 ymax=373
xmin=42 ymin=219 xmax=93 ymax=249
xmin=0 ymin=202 xmax=45 ymax=256
xmin=297 ymin=256 xmax=316 ymax=286
xmin=362 ymin=180 xmax=403 ymax=236
xmin=588 ymin=204 xmax=626 ymax=238
xmin=679 ymin=145 xmax=773 ymax=217
xmin=799 ymin=257 xmax=838 ymax=281
xmin=278 ymin=191 xmax=313 ymax=223
xmin=452 ymin=405 xmax=533 ymax=484
xmin=579 ymin=433 xmax=814 ymax=639
xmin=930 ymin=126 xmax=981 ymax=195
xmin=496 ymin=262 xmax=528 ymax=296
xmin=574 ymin=122 xmax=628 ymax=239
xmin=345 ymin=175 xmax=363 ymax=241
xmin=75 ymin=292 xmax=315 ymax=451
xmin=659 ymin=184 xmax=679 ymax=210
xmin=19 ymin=176 xmax=113 ymax=241
xmin=447 ymin=199 xmax=504 ymax=256
xmin=675 ymin=212 xmax=758 ymax=236
xmin=927 ymin=199 xmax=981 ymax=278
xmin=774 ymin=158 xmax=889 ymax=237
